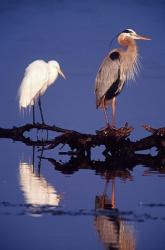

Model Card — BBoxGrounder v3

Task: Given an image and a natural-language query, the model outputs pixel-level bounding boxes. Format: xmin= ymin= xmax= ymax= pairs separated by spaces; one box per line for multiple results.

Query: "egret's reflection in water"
xmin=19 ymin=162 xmax=61 ymax=207
xmin=95 ymin=179 xmax=136 ymax=250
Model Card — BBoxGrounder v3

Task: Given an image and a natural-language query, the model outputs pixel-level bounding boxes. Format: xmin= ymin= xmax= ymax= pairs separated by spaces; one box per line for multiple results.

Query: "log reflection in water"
xmin=41 ymin=151 xmax=165 ymax=178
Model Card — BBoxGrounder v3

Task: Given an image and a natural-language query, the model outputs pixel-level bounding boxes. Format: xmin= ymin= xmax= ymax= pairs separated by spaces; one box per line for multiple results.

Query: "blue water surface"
xmin=0 ymin=1 xmax=165 ymax=250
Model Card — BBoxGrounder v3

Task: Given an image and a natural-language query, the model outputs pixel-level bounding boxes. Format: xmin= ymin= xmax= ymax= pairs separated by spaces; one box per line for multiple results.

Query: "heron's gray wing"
xmin=95 ymin=50 xmax=121 ymax=108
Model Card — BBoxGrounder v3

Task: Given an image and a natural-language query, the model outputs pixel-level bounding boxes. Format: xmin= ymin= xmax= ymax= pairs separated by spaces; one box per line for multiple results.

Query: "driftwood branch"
xmin=0 ymin=123 xmax=165 ymax=172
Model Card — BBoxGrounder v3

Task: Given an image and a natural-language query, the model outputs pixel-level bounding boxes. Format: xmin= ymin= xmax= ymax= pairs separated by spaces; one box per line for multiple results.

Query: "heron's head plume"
xmin=118 ymin=28 xmax=151 ymax=45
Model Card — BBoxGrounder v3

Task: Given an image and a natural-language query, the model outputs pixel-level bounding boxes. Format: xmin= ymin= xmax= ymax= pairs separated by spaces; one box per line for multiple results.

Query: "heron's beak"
xmin=58 ymin=68 xmax=66 ymax=79
xmin=134 ymin=34 xmax=151 ymax=40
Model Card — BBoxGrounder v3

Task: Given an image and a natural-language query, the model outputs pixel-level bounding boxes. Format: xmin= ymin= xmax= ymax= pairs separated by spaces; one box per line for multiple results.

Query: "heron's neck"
xmin=121 ymin=38 xmax=139 ymax=80
xmin=126 ymin=38 xmax=138 ymax=58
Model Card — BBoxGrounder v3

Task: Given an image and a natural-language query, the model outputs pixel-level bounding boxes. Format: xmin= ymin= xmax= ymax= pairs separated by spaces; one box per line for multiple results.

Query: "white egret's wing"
xmin=18 ymin=60 xmax=49 ymax=109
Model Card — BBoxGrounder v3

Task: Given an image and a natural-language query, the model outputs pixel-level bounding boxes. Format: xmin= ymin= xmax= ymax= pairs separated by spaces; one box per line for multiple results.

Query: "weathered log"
xmin=0 ymin=123 xmax=165 ymax=158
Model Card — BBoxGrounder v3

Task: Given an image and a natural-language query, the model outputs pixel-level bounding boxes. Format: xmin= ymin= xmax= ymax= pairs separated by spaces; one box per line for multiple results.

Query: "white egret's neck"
xmin=48 ymin=62 xmax=59 ymax=85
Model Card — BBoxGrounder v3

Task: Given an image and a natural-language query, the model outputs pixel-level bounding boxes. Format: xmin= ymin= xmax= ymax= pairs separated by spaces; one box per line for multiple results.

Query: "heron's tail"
xmin=96 ymin=96 xmax=111 ymax=109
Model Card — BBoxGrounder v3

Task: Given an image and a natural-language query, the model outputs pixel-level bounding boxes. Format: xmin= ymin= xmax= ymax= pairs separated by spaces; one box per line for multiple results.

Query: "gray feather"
xmin=95 ymin=49 xmax=121 ymax=108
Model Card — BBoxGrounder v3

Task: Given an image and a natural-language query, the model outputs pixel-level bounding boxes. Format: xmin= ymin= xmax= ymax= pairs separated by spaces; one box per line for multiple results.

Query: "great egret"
xmin=95 ymin=29 xmax=150 ymax=127
xmin=18 ymin=59 xmax=66 ymax=124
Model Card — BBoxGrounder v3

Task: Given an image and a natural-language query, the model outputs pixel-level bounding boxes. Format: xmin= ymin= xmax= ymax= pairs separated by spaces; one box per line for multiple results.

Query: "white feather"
xmin=18 ymin=59 xmax=64 ymax=111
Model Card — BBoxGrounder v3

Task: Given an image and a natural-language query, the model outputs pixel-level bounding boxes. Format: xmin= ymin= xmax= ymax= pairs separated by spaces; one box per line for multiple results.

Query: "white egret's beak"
xmin=134 ymin=34 xmax=151 ymax=40
xmin=58 ymin=68 xmax=66 ymax=79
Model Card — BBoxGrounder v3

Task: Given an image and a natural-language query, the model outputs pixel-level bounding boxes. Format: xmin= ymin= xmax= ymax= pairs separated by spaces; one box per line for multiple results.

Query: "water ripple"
xmin=0 ymin=201 xmax=165 ymax=222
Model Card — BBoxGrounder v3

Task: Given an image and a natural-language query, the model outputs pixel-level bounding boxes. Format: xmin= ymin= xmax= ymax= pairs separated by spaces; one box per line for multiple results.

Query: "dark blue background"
xmin=0 ymin=1 xmax=165 ymax=250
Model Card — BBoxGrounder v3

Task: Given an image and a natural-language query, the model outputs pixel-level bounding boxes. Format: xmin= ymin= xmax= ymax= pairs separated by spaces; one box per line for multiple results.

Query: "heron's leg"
xmin=103 ymin=97 xmax=110 ymax=127
xmin=38 ymin=96 xmax=45 ymax=124
xmin=32 ymin=145 xmax=35 ymax=173
xmin=111 ymin=179 xmax=115 ymax=209
xmin=111 ymin=97 xmax=116 ymax=127
xmin=103 ymin=108 xmax=109 ymax=126
xmin=32 ymin=105 xmax=35 ymax=124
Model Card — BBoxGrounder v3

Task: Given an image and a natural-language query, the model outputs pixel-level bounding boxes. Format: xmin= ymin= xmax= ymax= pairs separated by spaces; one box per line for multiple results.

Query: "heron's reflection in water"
xmin=95 ymin=178 xmax=136 ymax=250
xmin=19 ymin=161 xmax=61 ymax=207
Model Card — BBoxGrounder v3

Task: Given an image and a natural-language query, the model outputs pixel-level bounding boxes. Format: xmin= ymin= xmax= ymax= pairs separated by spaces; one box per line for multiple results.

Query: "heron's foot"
xmin=96 ymin=122 xmax=133 ymax=137
xmin=98 ymin=123 xmax=116 ymax=132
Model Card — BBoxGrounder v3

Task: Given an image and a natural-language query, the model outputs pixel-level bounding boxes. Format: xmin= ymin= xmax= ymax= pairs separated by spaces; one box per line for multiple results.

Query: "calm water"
xmin=0 ymin=1 xmax=165 ymax=249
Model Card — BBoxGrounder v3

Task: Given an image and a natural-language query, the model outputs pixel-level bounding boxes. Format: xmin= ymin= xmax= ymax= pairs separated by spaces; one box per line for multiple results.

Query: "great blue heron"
xmin=95 ymin=28 xmax=151 ymax=128
xmin=18 ymin=60 xmax=66 ymax=124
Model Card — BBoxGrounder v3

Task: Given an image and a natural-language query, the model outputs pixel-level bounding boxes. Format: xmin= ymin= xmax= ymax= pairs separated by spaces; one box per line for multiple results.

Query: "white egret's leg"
xmin=38 ymin=96 xmax=45 ymax=124
xmin=38 ymin=96 xmax=48 ymax=139
xmin=111 ymin=97 xmax=116 ymax=127
xmin=38 ymin=146 xmax=44 ymax=176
